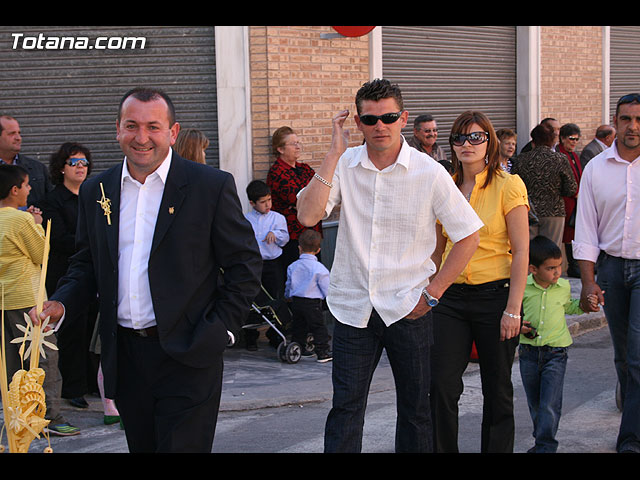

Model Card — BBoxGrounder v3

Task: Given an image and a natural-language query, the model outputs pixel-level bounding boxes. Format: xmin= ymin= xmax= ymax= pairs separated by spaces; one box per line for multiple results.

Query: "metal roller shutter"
xmin=381 ymin=26 xmax=517 ymax=158
xmin=0 ymin=26 xmax=218 ymax=174
xmin=610 ymin=26 xmax=640 ymax=116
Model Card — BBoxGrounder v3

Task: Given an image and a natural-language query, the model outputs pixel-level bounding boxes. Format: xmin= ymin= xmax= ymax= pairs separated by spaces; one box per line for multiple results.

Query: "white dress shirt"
xmin=117 ymin=150 xmax=172 ymax=329
xmin=245 ymin=209 xmax=289 ymax=260
xmin=573 ymin=142 xmax=640 ymax=262
xmin=316 ymin=139 xmax=484 ymax=328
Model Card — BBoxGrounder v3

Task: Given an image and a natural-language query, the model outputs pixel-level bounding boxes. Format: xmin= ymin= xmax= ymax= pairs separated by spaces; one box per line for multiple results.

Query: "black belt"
xmin=118 ymin=325 xmax=158 ymax=337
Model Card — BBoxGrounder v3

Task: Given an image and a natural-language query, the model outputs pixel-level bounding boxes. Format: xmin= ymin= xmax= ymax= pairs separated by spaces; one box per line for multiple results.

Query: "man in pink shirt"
xmin=573 ymin=93 xmax=640 ymax=454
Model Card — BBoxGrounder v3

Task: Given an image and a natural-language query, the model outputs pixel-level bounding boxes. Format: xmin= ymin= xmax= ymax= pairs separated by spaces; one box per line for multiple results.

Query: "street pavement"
xmin=0 ymin=277 xmax=610 ymax=453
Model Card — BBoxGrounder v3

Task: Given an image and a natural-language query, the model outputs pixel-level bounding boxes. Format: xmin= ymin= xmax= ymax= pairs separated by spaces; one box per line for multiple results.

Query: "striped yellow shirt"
xmin=0 ymin=207 xmax=46 ymax=309
xmin=441 ymin=168 xmax=529 ymax=285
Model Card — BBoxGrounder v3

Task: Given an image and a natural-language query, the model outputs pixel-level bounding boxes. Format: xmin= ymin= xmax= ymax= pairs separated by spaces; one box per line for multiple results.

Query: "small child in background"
xmin=244 ymin=180 xmax=289 ymax=350
xmin=285 ymin=229 xmax=332 ymax=363
xmin=518 ymin=235 xmax=598 ymax=453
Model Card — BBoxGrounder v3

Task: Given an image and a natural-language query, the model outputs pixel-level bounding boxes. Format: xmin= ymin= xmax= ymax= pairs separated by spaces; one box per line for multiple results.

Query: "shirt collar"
xmin=121 ymin=148 xmax=172 ymax=188
xmin=0 ymin=154 xmax=19 ymax=165
xmin=349 ymin=135 xmax=411 ymax=172
xmin=609 ymin=141 xmax=640 ymax=165
xmin=299 ymin=253 xmax=318 ymax=261
xmin=275 ymin=157 xmax=299 ymax=170
xmin=527 ymin=273 xmax=559 ymax=290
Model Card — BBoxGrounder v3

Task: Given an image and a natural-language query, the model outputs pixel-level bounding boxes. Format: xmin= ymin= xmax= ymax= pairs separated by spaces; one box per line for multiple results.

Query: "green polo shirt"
xmin=520 ymin=275 xmax=583 ymax=348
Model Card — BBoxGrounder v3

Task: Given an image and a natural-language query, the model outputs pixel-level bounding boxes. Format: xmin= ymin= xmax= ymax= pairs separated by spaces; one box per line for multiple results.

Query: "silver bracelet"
xmin=313 ymin=173 xmax=333 ymax=188
xmin=503 ymin=311 xmax=521 ymax=319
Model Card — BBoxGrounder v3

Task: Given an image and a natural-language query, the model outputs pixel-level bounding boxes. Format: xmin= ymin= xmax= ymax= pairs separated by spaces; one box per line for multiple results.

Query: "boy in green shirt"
xmin=518 ymin=235 xmax=597 ymax=453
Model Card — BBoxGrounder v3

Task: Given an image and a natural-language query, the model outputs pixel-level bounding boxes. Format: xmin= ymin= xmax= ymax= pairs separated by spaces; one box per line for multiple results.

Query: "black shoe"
xmin=316 ymin=351 xmax=333 ymax=363
xmin=67 ymin=397 xmax=89 ymax=409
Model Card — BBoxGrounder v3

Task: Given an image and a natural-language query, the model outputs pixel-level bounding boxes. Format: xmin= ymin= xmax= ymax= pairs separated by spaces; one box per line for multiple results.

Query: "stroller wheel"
xmin=305 ymin=334 xmax=315 ymax=353
xmin=277 ymin=341 xmax=302 ymax=364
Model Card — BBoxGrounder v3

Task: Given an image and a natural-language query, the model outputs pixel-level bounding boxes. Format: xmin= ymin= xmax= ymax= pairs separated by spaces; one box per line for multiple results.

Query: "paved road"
xmin=212 ymin=325 xmax=621 ymax=453
xmin=1 ymin=295 xmax=620 ymax=454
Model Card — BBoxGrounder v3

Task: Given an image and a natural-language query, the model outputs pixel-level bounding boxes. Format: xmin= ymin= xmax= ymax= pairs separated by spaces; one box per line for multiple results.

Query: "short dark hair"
xmin=0 ymin=164 xmax=28 ymax=200
xmin=615 ymin=93 xmax=640 ymax=116
xmin=529 ymin=235 xmax=562 ymax=268
xmin=49 ymin=142 xmax=92 ymax=185
xmin=355 ymin=79 xmax=404 ymax=115
xmin=117 ymin=86 xmax=176 ymax=126
xmin=413 ymin=114 xmax=435 ymax=129
xmin=559 ymin=123 xmax=581 ymax=139
xmin=246 ymin=180 xmax=271 ymax=203
xmin=530 ymin=122 xmax=556 ymax=147
xmin=298 ymin=229 xmax=322 ymax=253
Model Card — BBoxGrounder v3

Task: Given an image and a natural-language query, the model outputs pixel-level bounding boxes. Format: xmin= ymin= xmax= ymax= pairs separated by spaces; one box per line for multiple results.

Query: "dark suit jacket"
xmin=51 ymin=152 xmax=262 ymax=397
xmin=579 ymin=139 xmax=605 ymax=169
xmin=37 ymin=184 xmax=79 ymax=295
xmin=17 ymin=153 xmax=53 ymax=206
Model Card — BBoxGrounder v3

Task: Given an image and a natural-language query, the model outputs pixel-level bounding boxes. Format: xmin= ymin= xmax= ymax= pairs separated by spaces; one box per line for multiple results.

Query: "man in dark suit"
xmin=579 ymin=124 xmax=616 ymax=169
xmin=0 ymin=115 xmax=53 ymax=206
xmin=31 ymin=87 xmax=262 ymax=452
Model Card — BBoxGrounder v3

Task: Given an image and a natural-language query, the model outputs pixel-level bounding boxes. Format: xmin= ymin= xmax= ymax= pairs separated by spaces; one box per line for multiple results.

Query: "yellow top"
xmin=0 ymin=207 xmax=46 ymax=309
xmin=441 ymin=168 xmax=529 ymax=285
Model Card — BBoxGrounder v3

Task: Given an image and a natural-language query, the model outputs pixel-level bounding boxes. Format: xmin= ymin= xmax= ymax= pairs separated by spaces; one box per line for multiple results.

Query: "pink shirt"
xmin=573 ymin=142 xmax=640 ymax=262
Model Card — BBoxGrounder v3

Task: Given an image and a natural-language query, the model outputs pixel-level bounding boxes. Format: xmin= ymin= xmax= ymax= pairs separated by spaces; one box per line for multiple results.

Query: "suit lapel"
xmin=151 ymin=154 xmax=187 ymax=256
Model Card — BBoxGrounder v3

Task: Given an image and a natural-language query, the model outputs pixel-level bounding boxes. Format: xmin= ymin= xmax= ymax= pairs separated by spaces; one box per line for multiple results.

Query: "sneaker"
xmin=316 ymin=351 xmax=333 ymax=363
xmin=47 ymin=423 xmax=81 ymax=436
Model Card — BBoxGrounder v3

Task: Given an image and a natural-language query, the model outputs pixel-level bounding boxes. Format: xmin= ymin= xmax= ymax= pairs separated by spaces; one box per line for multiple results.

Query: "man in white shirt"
xmin=297 ymin=79 xmax=482 ymax=453
xmin=573 ymin=93 xmax=640 ymax=453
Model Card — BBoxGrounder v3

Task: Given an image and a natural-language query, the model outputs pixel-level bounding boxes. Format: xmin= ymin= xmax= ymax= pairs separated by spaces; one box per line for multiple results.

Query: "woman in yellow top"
xmin=430 ymin=111 xmax=529 ymax=453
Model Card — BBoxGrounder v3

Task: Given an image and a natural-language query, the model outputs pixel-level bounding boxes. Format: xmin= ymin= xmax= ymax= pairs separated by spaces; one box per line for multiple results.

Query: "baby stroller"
xmin=242 ymin=285 xmax=314 ymax=364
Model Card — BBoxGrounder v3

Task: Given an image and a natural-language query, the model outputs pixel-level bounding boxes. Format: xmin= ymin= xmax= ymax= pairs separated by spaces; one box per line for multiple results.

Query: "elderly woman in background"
xmin=511 ymin=123 xmax=578 ymax=248
xmin=38 ymin=142 xmax=99 ymax=411
xmin=496 ymin=128 xmax=517 ymax=173
xmin=267 ymin=126 xmax=322 ymax=274
xmin=430 ymin=110 xmax=530 ymax=453
xmin=174 ymin=128 xmax=210 ymax=164
xmin=556 ymin=123 xmax=582 ymax=277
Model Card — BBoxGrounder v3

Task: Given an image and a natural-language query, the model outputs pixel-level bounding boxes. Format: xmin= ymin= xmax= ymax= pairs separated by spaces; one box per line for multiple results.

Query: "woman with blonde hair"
xmin=430 ymin=110 xmax=529 ymax=453
xmin=174 ymin=128 xmax=209 ymax=164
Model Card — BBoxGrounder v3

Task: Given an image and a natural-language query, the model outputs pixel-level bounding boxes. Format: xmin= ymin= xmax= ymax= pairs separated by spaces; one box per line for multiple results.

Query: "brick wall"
xmin=249 ymin=26 xmax=370 ymax=181
xmin=540 ymin=26 xmax=604 ymax=152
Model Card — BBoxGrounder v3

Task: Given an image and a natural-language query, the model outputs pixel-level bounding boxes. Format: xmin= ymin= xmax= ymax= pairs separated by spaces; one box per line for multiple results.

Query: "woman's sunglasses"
xmin=358 ymin=111 xmax=403 ymax=126
xmin=66 ymin=157 xmax=89 ymax=167
xmin=450 ymin=131 xmax=489 ymax=146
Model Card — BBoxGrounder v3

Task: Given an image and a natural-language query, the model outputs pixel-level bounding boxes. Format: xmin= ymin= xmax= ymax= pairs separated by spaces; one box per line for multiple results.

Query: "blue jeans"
xmin=324 ymin=310 xmax=433 ymax=453
xmin=518 ymin=344 xmax=568 ymax=453
xmin=597 ymin=253 xmax=640 ymax=452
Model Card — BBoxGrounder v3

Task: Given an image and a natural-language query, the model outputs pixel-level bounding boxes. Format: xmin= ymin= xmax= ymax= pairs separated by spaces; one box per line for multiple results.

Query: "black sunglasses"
xmin=450 ymin=131 xmax=490 ymax=146
xmin=358 ymin=111 xmax=403 ymax=126
xmin=66 ymin=157 xmax=89 ymax=167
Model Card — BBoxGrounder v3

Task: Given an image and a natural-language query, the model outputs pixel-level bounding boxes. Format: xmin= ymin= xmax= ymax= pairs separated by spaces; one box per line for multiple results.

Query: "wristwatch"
xmin=421 ymin=288 xmax=439 ymax=307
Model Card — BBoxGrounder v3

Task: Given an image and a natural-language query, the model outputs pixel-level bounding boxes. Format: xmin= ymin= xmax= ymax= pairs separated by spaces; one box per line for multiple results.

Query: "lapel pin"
xmin=169 ymin=207 xmax=175 ymax=215
xmin=97 ymin=183 xmax=112 ymax=225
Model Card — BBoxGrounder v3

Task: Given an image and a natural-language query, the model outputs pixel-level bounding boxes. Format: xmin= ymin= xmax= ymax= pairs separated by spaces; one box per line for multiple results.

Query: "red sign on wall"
xmin=331 ymin=26 xmax=376 ymax=37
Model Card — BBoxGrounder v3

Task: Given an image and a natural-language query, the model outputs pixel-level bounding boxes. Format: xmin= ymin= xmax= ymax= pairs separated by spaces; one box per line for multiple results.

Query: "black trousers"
xmin=114 ymin=326 xmax=223 ymax=453
xmin=431 ymin=279 xmax=519 ymax=453
xmin=290 ymin=297 xmax=330 ymax=352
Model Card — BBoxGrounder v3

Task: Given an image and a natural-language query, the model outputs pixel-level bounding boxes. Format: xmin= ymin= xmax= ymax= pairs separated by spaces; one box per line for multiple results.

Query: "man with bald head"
xmin=579 ymin=124 xmax=616 ymax=168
